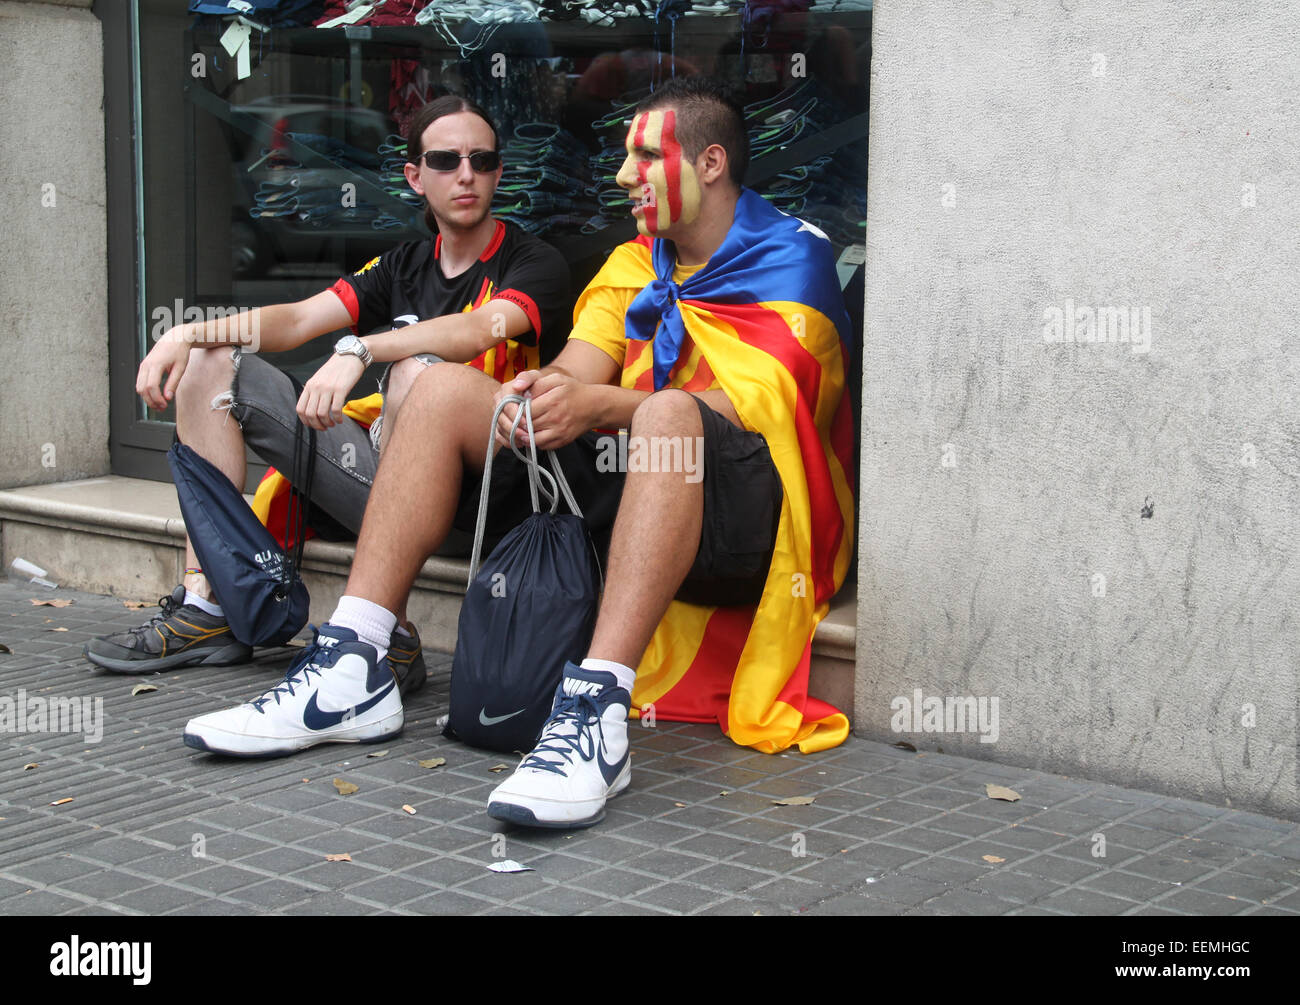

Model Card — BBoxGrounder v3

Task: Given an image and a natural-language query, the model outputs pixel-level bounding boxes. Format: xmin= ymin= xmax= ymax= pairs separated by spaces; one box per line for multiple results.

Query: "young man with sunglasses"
xmin=181 ymin=77 xmax=855 ymax=833
xmin=86 ymin=96 xmax=569 ymax=687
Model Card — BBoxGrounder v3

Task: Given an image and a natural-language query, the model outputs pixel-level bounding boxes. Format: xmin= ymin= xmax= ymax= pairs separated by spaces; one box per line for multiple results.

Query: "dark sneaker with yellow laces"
xmin=85 ymin=586 xmax=251 ymax=674
xmin=387 ymin=624 xmax=428 ymax=698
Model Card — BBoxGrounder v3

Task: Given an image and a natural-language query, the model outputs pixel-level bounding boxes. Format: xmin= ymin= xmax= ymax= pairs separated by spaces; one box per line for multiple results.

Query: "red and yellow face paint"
xmin=615 ymin=109 xmax=702 ymax=237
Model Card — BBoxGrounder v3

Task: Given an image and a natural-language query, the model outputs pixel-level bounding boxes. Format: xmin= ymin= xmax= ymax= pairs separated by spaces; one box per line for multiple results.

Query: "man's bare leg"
xmin=377 ymin=356 xmax=434 ymax=455
xmin=173 ymin=347 xmax=245 ymax=601
xmin=586 ymin=389 xmax=704 ymax=667
xmin=344 ymin=363 xmax=500 ymax=613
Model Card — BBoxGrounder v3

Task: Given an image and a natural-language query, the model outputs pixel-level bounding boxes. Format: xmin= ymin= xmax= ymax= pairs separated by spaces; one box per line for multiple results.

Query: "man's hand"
xmin=297 ymin=353 xmax=365 ymax=430
xmin=136 ymin=327 xmax=194 ymax=411
xmin=494 ymin=370 xmax=595 ymax=451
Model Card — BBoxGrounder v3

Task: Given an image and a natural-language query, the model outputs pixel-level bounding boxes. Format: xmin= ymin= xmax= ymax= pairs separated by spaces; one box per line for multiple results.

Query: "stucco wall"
xmin=858 ymin=1 xmax=1298 ymax=818
xmin=0 ymin=0 xmax=107 ymax=488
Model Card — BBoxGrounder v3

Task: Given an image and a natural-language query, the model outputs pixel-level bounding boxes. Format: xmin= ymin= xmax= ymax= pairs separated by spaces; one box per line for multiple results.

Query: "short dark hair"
xmin=636 ymin=77 xmax=749 ymax=188
xmin=405 ymin=95 xmax=500 ymax=161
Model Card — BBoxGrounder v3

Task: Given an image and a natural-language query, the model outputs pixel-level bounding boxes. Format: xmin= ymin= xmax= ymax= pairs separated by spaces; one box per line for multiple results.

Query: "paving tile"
xmin=1226 ymin=854 xmax=1300 ymax=883
xmin=1078 ymin=870 xmax=1180 ymax=903
xmin=569 ymin=867 xmax=662 ymax=899
xmin=1040 ymin=887 xmax=1134 ymax=915
xmin=801 ymin=893 xmax=907 ymax=916
xmin=54 ymin=869 xmax=154 ymax=900
xmin=516 ymin=885 xmax=615 ymax=915
xmin=1156 ymin=888 xmax=1252 ymax=915
xmin=178 ymin=865 xmax=266 ymax=896
xmin=922 ymin=890 xmax=1015 ymax=916
xmin=968 ymin=870 xmax=1064 ymax=904
xmin=1121 ymin=853 xmax=1220 ymax=885
xmin=1188 ymin=870 xmax=1295 ymax=906
xmin=0 ymin=889 xmax=86 ymax=914
xmin=634 ymin=882 xmax=731 ymax=914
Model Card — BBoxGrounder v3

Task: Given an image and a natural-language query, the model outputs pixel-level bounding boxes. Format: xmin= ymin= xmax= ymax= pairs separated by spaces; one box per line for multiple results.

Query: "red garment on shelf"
xmin=313 ymin=0 xmax=426 ymax=27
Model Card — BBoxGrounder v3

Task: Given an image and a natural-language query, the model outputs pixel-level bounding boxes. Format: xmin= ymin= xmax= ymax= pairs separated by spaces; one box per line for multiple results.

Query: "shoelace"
xmin=134 ymin=592 xmax=183 ymax=636
xmin=520 ymin=692 xmax=608 ymax=776
xmin=248 ymin=628 xmax=336 ymax=712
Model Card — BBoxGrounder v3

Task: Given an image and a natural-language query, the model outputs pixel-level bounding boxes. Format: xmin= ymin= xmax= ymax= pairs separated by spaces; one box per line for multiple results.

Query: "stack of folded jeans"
xmin=250 ymin=133 xmax=409 ymax=230
xmin=376 ymin=134 xmax=428 ymax=213
xmin=743 ymin=78 xmax=865 ymax=247
xmin=492 ymin=123 xmax=591 ymax=234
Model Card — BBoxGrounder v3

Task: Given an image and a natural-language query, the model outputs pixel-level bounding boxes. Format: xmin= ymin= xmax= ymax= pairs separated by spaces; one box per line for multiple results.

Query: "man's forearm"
xmin=362 ymin=312 xmax=493 ymax=364
xmin=174 ymin=303 xmax=301 ymax=353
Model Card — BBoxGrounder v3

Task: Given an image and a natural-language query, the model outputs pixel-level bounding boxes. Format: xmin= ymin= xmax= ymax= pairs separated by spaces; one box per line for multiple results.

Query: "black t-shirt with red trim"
xmin=328 ymin=220 xmax=569 ymax=378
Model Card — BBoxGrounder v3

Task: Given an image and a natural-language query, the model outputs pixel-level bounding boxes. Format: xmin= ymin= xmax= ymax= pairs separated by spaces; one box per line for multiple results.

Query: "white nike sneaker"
xmin=486 ymin=665 xmax=631 ymax=829
xmin=182 ymin=623 xmax=403 ymax=758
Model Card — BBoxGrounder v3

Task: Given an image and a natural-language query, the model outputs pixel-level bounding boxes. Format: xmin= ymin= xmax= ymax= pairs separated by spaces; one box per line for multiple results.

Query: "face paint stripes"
xmin=659 ymin=110 xmax=684 ymax=225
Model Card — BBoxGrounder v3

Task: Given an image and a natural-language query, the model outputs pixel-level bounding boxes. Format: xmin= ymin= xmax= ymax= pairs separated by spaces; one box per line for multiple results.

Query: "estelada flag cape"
xmin=578 ymin=188 xmax=856 ymax=753
xmin=251 ymin=393 xmax=382 ymax=547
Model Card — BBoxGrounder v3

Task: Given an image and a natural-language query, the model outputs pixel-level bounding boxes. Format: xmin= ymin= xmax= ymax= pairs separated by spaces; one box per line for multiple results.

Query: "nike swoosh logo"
xmin=479 ymin=707 xmax=527 ymax=727
xmin=596 ymin=743 xmax=627 ymax=785
xmin=303 ymin=682 xmax=395 ymax=731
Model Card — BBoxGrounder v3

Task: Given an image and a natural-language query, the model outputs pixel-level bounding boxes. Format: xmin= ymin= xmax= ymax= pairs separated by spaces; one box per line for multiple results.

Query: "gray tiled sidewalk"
xmin=2 ymin=581 xmax=1299 ymax=916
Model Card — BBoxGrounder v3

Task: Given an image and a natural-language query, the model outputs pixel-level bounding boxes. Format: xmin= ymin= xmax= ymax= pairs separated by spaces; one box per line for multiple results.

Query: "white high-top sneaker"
xmin=183 ymin=624 xmax=403 ymax=757
xmin=487 ymin=664 xmax=631 ymax=829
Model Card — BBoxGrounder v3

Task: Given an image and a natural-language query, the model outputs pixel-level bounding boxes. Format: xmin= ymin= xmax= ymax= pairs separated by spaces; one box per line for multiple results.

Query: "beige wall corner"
xmin=858 ymin=1 xmax=1298 ymax=818
xmin=0 ymin=0 xmax=108 ymax=488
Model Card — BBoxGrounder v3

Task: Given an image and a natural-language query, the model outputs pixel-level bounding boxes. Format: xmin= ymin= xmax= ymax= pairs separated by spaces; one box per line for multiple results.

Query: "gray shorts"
xmin=224 ymin=349 xmax=444 ymax=541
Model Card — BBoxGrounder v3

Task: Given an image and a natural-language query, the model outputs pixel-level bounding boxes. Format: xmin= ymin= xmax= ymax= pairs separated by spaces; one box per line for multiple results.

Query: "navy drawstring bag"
xmin=447 ymin=395 xmax=602 ymax=753
xmin=165 ymin=421 xmax=314 ymax=647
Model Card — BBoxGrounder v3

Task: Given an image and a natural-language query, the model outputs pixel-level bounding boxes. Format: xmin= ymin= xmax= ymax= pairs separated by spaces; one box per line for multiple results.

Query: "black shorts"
xmin=454 ymin=397 xmax=784 ymax=607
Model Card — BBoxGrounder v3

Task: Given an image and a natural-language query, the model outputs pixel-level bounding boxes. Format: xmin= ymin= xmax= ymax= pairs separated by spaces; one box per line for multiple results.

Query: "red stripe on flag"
xmin=685 ymin=299 xmax=846 ymax=604
xmin=653 ymin=606 xmax=754 ymax=727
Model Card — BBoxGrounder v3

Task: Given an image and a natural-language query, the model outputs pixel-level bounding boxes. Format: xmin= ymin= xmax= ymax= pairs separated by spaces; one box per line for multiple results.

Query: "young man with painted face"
xmin=86 ymin=96 xmax=569 ymax=687
xmin=182 ymin=77 xmax=856 ymax=833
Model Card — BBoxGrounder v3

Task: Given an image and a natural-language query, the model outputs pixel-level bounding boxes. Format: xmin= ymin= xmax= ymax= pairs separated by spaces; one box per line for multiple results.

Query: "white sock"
xmin=393 ymin=622 xmax=413 ymax=638
xmin=184 ymin=590 xmax=223 ymax=618
xmin=330 ymin=595 xmax=396 ymax=659
xmin=580 ymin=657 xmax=635 ymax=694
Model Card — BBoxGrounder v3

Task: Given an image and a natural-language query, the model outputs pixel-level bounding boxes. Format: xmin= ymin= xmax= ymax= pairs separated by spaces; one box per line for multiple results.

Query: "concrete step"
xmin=0 ymin=476 xmax=855 ymax=717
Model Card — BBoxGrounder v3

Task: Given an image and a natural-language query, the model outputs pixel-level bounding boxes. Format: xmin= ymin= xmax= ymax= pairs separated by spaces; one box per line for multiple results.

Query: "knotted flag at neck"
xmin=624 ymin=188 xmax=848 ymax=388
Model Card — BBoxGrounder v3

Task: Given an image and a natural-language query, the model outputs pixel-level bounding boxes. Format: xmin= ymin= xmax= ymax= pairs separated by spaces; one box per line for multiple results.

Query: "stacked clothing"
xmin=250 ymin=134 xmax=406 ymax=230
xmin=492 ymin=123 xmax=591 ymax=235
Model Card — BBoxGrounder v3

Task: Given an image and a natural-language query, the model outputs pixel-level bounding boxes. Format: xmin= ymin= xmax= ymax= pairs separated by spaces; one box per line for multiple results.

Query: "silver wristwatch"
xmin=333 ymin=334 xmax=373 ymax=369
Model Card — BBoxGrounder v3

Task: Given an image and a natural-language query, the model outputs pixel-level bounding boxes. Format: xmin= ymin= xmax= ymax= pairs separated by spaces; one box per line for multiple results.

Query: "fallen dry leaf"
xmin=325 ymin=853 xmax=352 ymax=863
xmin=418 ymin=757 xmax=446 ymax=770
xmin=30 ymin=598 xmax=73 ymax=607
xmin=130 ymin=684 xmax=158 ymax=696
xmin=22 ymin=763 xmax=38 ymax=771
xmin=982 ymin=854 xmax=1006 ymax=864
xmin=122 ymin=600 xmax=150 ymax=609
xmin=673 ymin=802 xmax=686 ymax=807
xmin=772 ymin=796 xmax=816 ymax=806
xmin=366 ymin=750 xmax=388 ymax=759
xmin=332 ymin=778 xmax=359 ymax=796
xmin=892 ymin=740 xmax=917 ymax=752
xmin=48 ymin=627 xmax=69 ymax=633
xmin=487 ymin=860 xmax=533 ymax=874
xmin=985 ymin=784 xmax=1021 ymax=802
xmin=50 ymin=798 xmax=73 ymax=806
xmin=0 ymin=643 xmax=11 ymax=654
xmin=401 ymin=804 xmax=416 ymax=815
xmin=488 ymin=764 xmax=509 ymax=773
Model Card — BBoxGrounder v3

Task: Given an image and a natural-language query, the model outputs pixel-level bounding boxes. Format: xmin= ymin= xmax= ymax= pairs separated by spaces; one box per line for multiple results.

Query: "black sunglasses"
xmin=418 ymin=149 xmax=501 ymax=173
